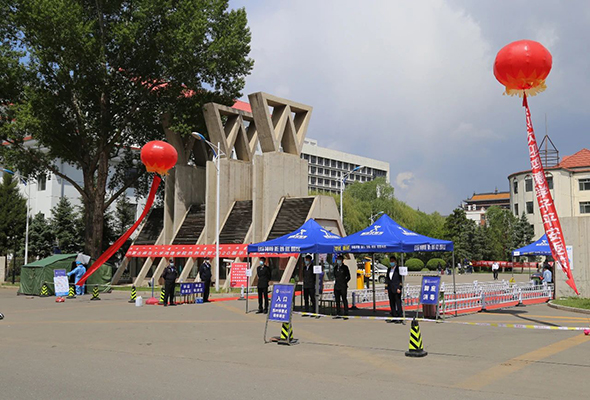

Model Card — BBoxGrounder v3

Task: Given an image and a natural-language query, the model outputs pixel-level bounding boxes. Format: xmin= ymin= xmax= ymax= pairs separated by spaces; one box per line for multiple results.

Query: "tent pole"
xmin=372 ymin=253 xmax=376 ymax=313
xmin=401 ymin=253 xmax=405 ymax=322
xmin=451 ymin=250 xmax=457 ymax=317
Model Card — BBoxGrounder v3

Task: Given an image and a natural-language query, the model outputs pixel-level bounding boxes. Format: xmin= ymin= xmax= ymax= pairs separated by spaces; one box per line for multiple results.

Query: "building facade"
xmin=463 ymin=190 xmax=510 ymax=225
xmin=301 ymin=138 xmax=390 ymax=194
xmin=508 ymin=148 xmax=590 ymax=236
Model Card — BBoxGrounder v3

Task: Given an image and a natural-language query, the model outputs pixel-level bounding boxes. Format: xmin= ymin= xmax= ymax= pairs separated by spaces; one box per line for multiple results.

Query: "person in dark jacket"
xmin=333 ymin=254 xmax=351 ymax=318
xmin=199 ymin=258 xmax=213 ymax=302
xmin=302 ymin=254 xmax=316 ymax=312
xmin=161 ymin=259 xmax=178 ymax=307
xmin=256 ymin=257 xmax=272 ymax=314
xmin=385 ymin=255 xmax=403 ymax=323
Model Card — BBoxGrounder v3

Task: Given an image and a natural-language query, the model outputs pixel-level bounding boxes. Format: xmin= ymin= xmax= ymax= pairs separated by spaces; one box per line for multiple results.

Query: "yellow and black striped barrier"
xmin=278 ymin=322 xmax=297 ymax=345
xmin=128 ymin=286 xmax=137 ymax=303
xmin=39 ymin=282 xmax=50 ymax=297
xmin=159 ymin=287 xmax=165 ymax=305
xmin=66 ymin=285 xmax=76 ymax=299
xmin=90 ymin=285 xmax=101 ymax=301
xmin=405 ymin=319 xmax=427 ymax=357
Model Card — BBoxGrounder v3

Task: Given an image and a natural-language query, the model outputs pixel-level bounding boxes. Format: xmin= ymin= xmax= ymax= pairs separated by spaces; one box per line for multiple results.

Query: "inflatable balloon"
xmin=494 ymin=40 xmax=552 ymax=97
xmin=140 ymin=141 xmax=178 ymax=175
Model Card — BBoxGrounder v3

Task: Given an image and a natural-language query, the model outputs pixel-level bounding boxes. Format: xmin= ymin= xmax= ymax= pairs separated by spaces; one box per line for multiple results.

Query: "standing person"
xmin=256 ymin=257 xmax=271 ymax=314
xmin=542 ymin=264 xmax=552 ymax=284
xmin=385 ymin=255 xmax=403 ymax=323
xmin=199 ymin=257 xmax=213 ymax=302
xmin=333 ymin=255 xmax=351 ymax=318
xmin=302 ymin=254 xmax=316 ymax=312
xmin=161 ymin=259 xmax=178 ymax=307
xmin=492 ymin=261 xmax=499 ymax=280
xmin=67 ymin=261 xmax=86 ymax=296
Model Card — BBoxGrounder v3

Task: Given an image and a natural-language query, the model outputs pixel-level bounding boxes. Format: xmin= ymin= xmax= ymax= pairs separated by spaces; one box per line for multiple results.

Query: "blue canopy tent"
xmin=248 ymin=219 xmax=342 ymax=254
xmin=512 ymin=234 xmax=551 ymax=256
xmin=331 ymin=214 xmax=454 ymax=315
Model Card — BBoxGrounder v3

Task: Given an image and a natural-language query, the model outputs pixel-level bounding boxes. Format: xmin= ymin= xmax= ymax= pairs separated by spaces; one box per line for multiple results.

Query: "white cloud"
xmin=396 ymin=172 xmax=415 ymax=189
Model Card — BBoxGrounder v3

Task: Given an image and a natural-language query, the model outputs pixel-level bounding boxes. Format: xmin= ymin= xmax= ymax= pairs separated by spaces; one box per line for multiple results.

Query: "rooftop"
xmin=466 ymin=191 xmax=510 ymax=202
xmin=558 ymin=148 xmax=590 ymax=169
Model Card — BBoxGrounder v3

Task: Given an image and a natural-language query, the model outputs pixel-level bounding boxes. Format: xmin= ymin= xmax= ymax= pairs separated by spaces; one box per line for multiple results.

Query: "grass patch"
xmin=553 ymin=297 xmax=590 ymax=310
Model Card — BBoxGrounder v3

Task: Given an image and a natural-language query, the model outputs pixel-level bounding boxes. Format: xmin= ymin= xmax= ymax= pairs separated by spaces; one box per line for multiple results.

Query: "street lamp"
xmin=2 ymin=168 xmax=30 ymax=265
xmin=191 ymin=132 xmax=225 ymax=291
xmin=369 ymin=211 xmax=384 ymax=225
xmin=339 ymin=165 xmax=363 ymax=226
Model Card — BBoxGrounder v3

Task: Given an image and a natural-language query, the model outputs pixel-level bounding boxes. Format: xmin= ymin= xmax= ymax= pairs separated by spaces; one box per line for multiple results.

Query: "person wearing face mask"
xmin=256 ymin=257 xmax=272 ymax=314
xmin=161 ymin=258 xmax=178 ymax=307
xmin=333 ymin=254 xmax=351 ymax=318
xmin=302 ymin=254 xmax=316 ymax=312
xmin=385 ymin=255 xmax=403 ymax=323
xmin=199 ymin=257 xmax=213 ymax=302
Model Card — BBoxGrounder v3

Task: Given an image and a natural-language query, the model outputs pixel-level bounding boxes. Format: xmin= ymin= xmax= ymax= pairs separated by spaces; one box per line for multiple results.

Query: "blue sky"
xmin=230 ymin=0 xmax=590 ymax=214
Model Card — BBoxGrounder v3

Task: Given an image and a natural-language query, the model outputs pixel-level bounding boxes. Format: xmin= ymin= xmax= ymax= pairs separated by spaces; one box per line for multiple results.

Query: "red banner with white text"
xmin=125 ymin=244 xmax=298 ymax=259
xmin=523 ymin=95 xmax=578 ymax=294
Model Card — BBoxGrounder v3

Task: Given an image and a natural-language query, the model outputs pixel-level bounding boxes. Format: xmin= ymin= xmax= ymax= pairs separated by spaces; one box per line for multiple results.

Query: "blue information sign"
xmin=268 ymin=284 xmax=295 ymax=323
xmin=180 ymin=283 xmax=192 ymax=295
xmin=420 ymin=276 xmax=441 ymax=305
xmin=194 ymin=282 xmax=204 ymax=294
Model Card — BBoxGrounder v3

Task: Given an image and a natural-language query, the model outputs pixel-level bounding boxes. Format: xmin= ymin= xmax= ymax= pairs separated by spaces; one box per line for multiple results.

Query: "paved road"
xmin=1 ymin=278 xmax=589 ymax=400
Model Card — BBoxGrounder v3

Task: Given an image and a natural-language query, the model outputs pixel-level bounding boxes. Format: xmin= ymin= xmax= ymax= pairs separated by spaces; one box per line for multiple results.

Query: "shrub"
xmin=426 ymin=258 xmax=446 ymax=271
xmin=421 ymin=268 xmax=430 ymax=272
xmin=405 ymin=258 xmax=424 ymax=271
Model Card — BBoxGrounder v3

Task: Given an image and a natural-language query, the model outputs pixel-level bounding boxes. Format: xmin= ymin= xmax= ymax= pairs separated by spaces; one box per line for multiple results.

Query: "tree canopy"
xmin=0 ymin=173 xmax=26 ymax=254
xmin=0 ymin=0 xmax=253 ymax=257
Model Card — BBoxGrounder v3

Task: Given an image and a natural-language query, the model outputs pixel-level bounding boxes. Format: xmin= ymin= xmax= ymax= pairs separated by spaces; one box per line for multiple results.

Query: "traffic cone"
xmin=159 ymin=287 xmax=165 ymax=305
xmin=0 ymin=312 xmax=4 ymax=320
xmin=128 ymin=286 xmax=137 ymax=303
xmin=39 ymin=282 xmax=50 ymax=297
xmin=90 ymin=285 xmax=101 ymax=301
xmin=67 ymin=285 xmax=76 ymax=299
xmin=405 ymin=319 xmax=427 ymax=357
xmin=278 ymin=322 xmax=297 ymax=345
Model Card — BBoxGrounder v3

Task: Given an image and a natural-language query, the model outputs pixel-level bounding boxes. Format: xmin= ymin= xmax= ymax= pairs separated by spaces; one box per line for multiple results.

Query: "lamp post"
xmin=339 ymin=165 xmax=363 ymax=226
xmin=369 ymin=211 xmax=384 ymax=225
xmin=2 ymin=168 xmax=30 ymax=265
xmin=192 ymin=132 xmax=225 ymax=291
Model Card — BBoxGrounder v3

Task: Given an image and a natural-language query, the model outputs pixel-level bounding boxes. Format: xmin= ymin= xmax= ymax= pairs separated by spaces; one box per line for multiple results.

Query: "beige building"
xmin=508 ymin=148 xmax=590 ymax=236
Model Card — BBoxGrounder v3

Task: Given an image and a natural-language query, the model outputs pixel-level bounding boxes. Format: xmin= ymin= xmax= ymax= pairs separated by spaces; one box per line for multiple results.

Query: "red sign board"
xmin=230 ymin=262 xmax=248 ymax=288
xmin=125 ymin=244 xmax=247 ymax=258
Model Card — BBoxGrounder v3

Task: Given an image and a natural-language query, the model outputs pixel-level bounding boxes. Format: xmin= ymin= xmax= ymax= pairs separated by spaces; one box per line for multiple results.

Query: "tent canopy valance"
xmin=512 ymin=234 xmax=551 ymax=256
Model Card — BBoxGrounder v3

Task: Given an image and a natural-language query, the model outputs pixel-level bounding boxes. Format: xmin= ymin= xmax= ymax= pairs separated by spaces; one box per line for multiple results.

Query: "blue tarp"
xmin=331 ymin=214 xmax=454 ymax=253
xmin=248 ymin=219 xmax=342 ymax=254
xmin=512 ymin=234 xmax=551 ymax=256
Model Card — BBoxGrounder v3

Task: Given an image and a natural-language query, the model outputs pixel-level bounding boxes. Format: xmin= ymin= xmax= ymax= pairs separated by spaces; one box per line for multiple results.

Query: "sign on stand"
xmin=53 ymin=269 xmax=69 ymax=297
xmin=420 ymin=276 xmax=441 ymax=305
xmin=264 ymin=283 xmax=295 ymax=343
xmin=230 ymin=262 xmax=248 ymax=288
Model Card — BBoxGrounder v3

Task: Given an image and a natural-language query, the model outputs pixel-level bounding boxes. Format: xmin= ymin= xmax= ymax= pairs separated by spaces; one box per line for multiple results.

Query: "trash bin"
xmin=422 ymin=304 xmax=437 ymax=319
xmin=356 ymin=270 xmax=364 ymax=290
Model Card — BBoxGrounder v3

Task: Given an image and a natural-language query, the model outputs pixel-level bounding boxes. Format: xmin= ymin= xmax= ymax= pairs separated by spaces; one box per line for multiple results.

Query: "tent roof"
xmin=248 ymin=219 xmax=342 ymax=254
xmin=332 ymin=214 xmax=453 ymax=253
xmin=512 ymin=234 xmax=551 ymax=256
xmin=23 ymin=254 xmax=77 ymax=268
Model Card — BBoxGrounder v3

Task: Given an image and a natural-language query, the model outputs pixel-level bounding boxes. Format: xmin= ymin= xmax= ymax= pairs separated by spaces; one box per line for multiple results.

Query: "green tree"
xmin=0 ymin=0 xmax=253 ymax=257
xmin=51 ymin=197 xmax=81 ymax=254
xmin=513 ymin=212 xmax=534 ymax=249
xmin=27 ymin=212 xmax=54 ymax=259
xmin=114 ymin=196 xmax=136 ymax=237
xmin=485 ymin=206 xmax=517 ymax=261
xmin=0 ymin=174 xmax=26 ymax=254
xmin=443 ymin=208 xmax=476 ymax=262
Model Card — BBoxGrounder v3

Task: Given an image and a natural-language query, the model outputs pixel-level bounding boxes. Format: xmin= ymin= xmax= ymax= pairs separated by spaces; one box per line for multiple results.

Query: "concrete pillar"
xmin=555 ymin=216 xmax=590 ymax=298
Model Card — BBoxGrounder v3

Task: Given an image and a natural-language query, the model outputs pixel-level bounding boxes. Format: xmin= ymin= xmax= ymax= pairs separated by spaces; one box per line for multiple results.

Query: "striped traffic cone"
xmin=39 ymin=282 xmax=50 ymax=297
xmin=90 ymin=285 xmax=101 ymax=301
xmin=128 ymin=286 xmax=137 ymax=303
xmin=278 ymin=322 xmax=297 ymax=345
xmin=405 ymin=319 xmax=427 ymax=357
xmin=159 ymin=287 xmax=165 ymax=305
xmin=67 ymin=285 xmax=76 ymax=299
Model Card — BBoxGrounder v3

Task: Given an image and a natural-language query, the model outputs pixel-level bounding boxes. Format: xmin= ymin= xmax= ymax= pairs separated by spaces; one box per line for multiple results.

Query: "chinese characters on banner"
xmin=420 ymin=276 xmax=441 ymax=305
xmin=268 ymin=284 xmax=295 ymax=323
xmin=230 ymin=262 xmax=248 ymax=288
xmin=524 ymin=95 xmax=578 ymax=294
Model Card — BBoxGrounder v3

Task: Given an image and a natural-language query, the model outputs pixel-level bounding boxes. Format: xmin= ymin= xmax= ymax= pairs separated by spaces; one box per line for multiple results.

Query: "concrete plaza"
xmin=1 ymin=275 xmax=589 ymax=400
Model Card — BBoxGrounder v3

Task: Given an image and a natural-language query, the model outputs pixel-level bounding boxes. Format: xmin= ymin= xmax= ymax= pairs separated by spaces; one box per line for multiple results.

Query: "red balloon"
xmin=494 ymin=40 xmax=552 ymax=97
xmin=140 ymin=141 xmax=178 ymax=175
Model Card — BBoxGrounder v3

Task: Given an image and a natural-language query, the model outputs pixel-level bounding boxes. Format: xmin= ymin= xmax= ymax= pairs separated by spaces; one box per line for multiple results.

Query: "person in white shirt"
xmin=543 ymin=265 xmax=552 ymax=284
xmin=491 ymin=262 xmax=499 ymax=280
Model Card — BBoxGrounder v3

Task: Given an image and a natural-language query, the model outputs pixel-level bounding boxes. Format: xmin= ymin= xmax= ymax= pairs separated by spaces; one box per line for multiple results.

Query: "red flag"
xmin=523 ymin=95 xmax=578 ymax=294
xmin=77 ymin=175 xmax=162 ymax=286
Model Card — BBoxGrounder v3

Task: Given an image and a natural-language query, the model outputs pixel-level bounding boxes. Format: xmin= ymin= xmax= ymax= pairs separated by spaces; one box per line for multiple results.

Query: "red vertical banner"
xmin=523 ymin=95 xmax=578 ymax=294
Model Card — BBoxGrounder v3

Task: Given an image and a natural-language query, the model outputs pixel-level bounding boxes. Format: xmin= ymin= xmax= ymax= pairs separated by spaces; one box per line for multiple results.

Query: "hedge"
xmin=405 ymin=258 xmax=425 ymax=271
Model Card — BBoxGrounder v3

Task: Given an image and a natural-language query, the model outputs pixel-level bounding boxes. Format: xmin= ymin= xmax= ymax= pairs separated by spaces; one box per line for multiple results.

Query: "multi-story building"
xmin=463 ymin=190 xmax=510 ymax=225
xmin=301 ymin=138 xmax=390 ymax=194
xmin=508 ymin=148 xmax=590 ymax=236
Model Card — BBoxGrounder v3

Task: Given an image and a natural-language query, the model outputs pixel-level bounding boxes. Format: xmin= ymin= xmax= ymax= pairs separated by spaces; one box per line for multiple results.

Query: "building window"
xmin=331 ymin=170 xmax=336 ymax=177
xmin=546 ymin=174 xmax=553 ymax=190
xmin=318 ymin=168 xmax=323 ymax=175
xmin=513 ymin=180 xmax=518 ymax=194
xmin=525 ymin=176 xmax=533 ymax=192
xmin=337 ymin=161 xmax=342 ymax=169
xmin=311 ymin=167 xmax=316 ymax=174
xmin=38 ymin=174 xmax=47 ymax=191
xmin=526 ymin=201 xmax=534 ymax=214
xmin=579 ymin=178 xmax=590 ymax=191
xmin=310 ymin=156 xmax=316 ymax=164
xmin=343 ymin=162 xmax=349 ymax=170
xmin=581 ymin=202 xmax=590 ymax=214
xmin=303 ymin=154 xmax=309 ymax=160
xmin=317 ymin=178 xmax=323 ymax=185
xmin=311 ymin=177 xmax=316 ymax=184
xmin=514 ymin=204 xmax=519 ymax=215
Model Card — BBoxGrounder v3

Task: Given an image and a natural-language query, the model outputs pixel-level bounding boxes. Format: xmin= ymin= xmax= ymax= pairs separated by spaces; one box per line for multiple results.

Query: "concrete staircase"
xmin=134 ymin=208 xmax=164 ymax=245
xmin=173 ymin=204 xmax=206 ymax=245
xmin=267 ymin=197 xmax=315 ymax=240
xmin=219 ymin=200 xmax=253 ymax=244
